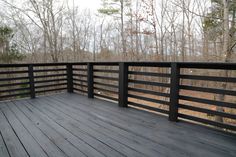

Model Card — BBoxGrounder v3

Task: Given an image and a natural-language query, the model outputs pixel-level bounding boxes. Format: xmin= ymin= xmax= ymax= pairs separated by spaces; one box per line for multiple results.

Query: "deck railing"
xmin=0 ymin=62 xmax=236 ymax=132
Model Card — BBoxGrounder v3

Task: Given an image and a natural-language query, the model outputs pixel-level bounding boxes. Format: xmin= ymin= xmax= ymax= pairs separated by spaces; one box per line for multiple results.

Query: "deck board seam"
xmin=0 ymin=130 xmax=11 ymax=157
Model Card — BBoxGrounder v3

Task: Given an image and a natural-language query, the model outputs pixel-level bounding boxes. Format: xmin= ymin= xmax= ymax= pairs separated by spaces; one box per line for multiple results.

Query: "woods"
xmin=0 ymin=0 xmax=234 ymax=63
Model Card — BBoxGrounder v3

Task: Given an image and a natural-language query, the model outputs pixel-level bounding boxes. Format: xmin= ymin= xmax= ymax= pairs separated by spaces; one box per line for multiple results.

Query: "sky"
xmin=74 ymin=0 xmax=102 ymax=12
xmin=0 ymin=0 xmax=102 ymax=13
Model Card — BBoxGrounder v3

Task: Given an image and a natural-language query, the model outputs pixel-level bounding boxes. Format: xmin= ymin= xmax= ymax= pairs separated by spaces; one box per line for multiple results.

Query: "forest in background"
xmin=0 ymin=0 xmax=235 ymax=63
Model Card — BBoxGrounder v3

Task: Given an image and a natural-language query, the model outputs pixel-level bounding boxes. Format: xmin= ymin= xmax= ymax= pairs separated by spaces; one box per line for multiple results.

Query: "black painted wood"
xmin=119 ymin=63 xmax=128 ymax=107
xmin=87 ymin=63 xmax=94 ymax=98
xmin=128 ymin=79 xmax=171 ymax=87
xmin=28 ymin=64 xmax=35 ymax=98
xmin=169 ymin=63 xmax=180 ymax=122
xmin=67 ymin=64 xmax=74 ymax=93
xmin=128 ymin=94 xmax=170 ymax=106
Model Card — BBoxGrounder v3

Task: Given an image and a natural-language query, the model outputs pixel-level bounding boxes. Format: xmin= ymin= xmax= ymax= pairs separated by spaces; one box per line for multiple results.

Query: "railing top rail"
xmin=177 ymin=62 xmax=236 ymax=70
xmin=1 ymin=61 xmax=236 ymax=69
xmin=0 ymin=62 xmax=86 ymax=67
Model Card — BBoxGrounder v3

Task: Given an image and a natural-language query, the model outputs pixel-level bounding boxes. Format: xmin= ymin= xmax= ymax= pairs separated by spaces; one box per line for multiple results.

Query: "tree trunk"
xmin=120 ymin=0 xmax=126 ymax=59
xmin=215 ymin=0 xmax=230 ymax=123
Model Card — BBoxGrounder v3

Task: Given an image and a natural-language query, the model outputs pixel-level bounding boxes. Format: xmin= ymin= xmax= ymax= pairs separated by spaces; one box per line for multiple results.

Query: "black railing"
xmin=0 ymin=62 xmax=236 ymax=132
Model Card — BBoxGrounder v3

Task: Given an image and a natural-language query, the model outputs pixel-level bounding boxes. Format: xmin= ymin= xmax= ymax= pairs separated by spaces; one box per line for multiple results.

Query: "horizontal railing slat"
xmin=94 ymin=93 xmax=118 ymax=101
xmin=73 ymin=74 xmax=87 ymax=77
xmin=73 ymin=88 xmax=87 ymax=93
xmin=94 ymin=82 xmax=118 ymax=89
xmin=179 ymin=95 xmax=236 ymax=109
xmin=0 ymin=92 xmax=30 ymax=99
xmin=128 ymin=87 xmax=170 ymax=97
xmin=127 ymin=62 xmax=171 ymax=67
xmin=128 ymin=101 xmax=169 ymax=114
xmin=129 ymin=79 xmax=170 ymax=87
xmin=180 ymin=74 xmax=236 ymax=82
xmin=94 ymin=69 xmax=119 ymax=73
xmin=94 ymin=76 xmax=119 ymax=81
xmin=0 ymin=77 xmax=29 ymax=82
xmin=180 ymin=85 xmax=236 ymax=96
xmin=73 ymin=78 xmax=87 ymax=83
xmin=34 ymin=74 xmax=67 ymax=79
xmin=33 ymin=68 xmax=66 ymax=72
xmin=0 ymin=87 xmax=30 ymax=93
xmin=94 ymin=87 xmax=118 ymax=94
xmin=128 ymin=94 xmax=170 ymax=106
xmin=35 ymin=87 xmax=67 ymax=93
xmin=34 ymin=78 xmax=67 ymax=84
xmin=0 ymin=70 xmax=28 ymax=75
xmin=0 ymin=82 xmax=30 ymax=88
xmin=128 ymin=71 xmax=171 ymax=77
xmin=178 ymin=62 xmax=236 ymax=70
xmin=178 ymin=113 xmax=236 ymax=131
xmin=73 ymin=83 xmax=88 ymax=88
xmin=35 ymin=83 xmax=67 ymax=89
xmin=72 ymin=68 xmax=87 ymax=71
xmin=92 ymin=62 xmax=119 ymax=66
xmin=179 ymin=104 xmax=236 ymax=119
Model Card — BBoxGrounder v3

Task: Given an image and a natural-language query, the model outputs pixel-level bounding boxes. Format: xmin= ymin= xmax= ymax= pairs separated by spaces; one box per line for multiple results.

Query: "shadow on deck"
xmin=0 ymin=93 xmax=235 ymax=157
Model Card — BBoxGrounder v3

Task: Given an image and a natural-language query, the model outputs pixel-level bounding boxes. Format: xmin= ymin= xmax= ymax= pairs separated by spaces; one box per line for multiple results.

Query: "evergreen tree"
xmin=98 ymin=0 xmax=132 ymax=58
xmin=0 ymin=26 xmax=24 ymax=63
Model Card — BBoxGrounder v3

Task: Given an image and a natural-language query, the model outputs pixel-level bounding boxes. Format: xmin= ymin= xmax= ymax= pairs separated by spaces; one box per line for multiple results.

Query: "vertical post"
xmin=67 ymin=63 xmax=73 ymax=93
xmin=119 ymin=62 xmax=128 ymax=107
xmin=169 ymin=63 xmax=180 ymax=121
xmin=87 ymin=63 xmax=94 ymax=98
xmin=28 ymin=64 xmax=35 ymax=98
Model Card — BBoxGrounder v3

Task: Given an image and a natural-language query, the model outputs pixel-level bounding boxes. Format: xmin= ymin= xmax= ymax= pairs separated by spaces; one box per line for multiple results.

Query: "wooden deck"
xmin=0 ymin=93 xmax=235 ymax=157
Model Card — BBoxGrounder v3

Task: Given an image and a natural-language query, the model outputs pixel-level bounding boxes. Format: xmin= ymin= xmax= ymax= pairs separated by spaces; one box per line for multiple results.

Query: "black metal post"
xmin=67 ymin=63 xmax=73 ymax=93
xmin=28 ymin=64 xmax=35 ymax=98
xmin=87 ymin=63 xmax=94 ymax=98
xmin=169 ymin=63 xmax=180 ymax=121
xmin=119 ymin=62 xmax=128 ymax=107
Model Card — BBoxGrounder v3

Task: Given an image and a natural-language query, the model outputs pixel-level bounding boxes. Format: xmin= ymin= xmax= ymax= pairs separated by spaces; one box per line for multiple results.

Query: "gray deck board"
xmin=0 ymin=93 xmax=235 ymax=157
xmin=0 ymin=119 xmax=10 ymax=157
xmin=53 ymin=94 xmax=236 ymax=156
xmin=34 ymin=97 xmax=160 ymax=157
xmin=12 ymin=101 xmax=87 ymax=157
xmin=0 ymin=103 xmax=47 ymax=157
xmin=28 ymin=98 xmax=143 ymax=157
xmin=0 ymin=105 xmax=29 ymax=157
xmin=21 ymin=100 xmax=105 ymax=157
xmin=43 ymin=96 xmax=182 ymax=156
xmin=8 ymin=101 xmax=67 ymax=157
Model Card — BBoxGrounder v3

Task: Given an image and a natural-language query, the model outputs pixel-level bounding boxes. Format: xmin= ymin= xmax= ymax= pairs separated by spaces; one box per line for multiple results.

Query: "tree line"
xmin=0 ymin=0 xmax=235 ymax=63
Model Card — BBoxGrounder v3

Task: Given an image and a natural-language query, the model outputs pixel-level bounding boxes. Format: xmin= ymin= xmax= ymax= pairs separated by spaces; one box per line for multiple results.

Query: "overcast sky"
xmin=73 ymin=0 xmax=102 ymax=12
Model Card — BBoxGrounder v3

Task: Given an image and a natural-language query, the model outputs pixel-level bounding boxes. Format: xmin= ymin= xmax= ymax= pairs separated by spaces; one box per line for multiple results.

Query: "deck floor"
xmin=0 ymin=93 xmax=235 ymax=157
